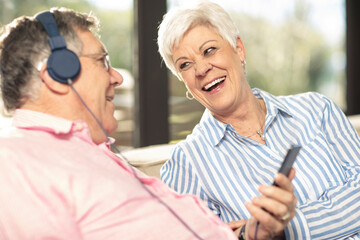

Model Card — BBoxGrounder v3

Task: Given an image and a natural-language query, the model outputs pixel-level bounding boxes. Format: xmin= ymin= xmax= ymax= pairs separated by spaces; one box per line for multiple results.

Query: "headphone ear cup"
xmin=47 ymin=48 xmax=81 ymax=84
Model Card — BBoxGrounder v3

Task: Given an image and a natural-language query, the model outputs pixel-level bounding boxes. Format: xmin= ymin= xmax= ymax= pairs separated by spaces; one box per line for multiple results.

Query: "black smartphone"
xmin=273 ymin=145 xmax=301 ymax=186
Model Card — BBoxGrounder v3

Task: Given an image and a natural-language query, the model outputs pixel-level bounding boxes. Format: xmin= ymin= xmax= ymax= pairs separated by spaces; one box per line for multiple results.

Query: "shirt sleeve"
xmin=160 ymin=144 xmax=221 ymax=216
xmin=288 ymin=94 xmax=360 ymax=239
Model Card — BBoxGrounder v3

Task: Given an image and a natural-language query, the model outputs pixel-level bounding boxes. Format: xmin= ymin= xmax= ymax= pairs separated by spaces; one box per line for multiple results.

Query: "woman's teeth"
xmin=203 ymin=77 xmax=225 ymax=91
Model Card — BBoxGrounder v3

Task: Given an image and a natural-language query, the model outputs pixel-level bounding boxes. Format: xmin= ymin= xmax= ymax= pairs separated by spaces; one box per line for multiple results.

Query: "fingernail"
xmin=252 ymin=196 xmax=261 ymax=204
xmin=259 ymin=185 xmax=270 ymax=194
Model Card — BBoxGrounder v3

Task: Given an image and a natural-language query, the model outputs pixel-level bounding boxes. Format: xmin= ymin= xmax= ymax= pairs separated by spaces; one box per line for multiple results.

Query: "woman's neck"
xmin=212 ymin=94 xmax=267 ymax=142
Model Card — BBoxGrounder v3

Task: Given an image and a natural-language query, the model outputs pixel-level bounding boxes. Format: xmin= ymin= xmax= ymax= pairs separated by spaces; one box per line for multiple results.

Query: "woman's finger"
xmin=227 ymin=220 xmax=246 ymax=230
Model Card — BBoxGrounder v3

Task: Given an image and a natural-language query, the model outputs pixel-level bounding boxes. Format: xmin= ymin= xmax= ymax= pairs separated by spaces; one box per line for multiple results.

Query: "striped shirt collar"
xmin=198 ymin=88 xmax=294 ymax=146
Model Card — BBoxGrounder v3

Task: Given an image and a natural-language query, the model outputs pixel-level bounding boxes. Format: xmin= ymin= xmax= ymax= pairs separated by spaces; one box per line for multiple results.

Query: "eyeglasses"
xmin=79 ymin=52 xmax=111 ymax=72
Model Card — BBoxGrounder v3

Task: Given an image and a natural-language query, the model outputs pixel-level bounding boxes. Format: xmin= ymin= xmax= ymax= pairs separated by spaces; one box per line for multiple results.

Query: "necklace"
xmin=244 ymin=99 xmax=266 ymax=140
xmin=245 ymin=124 xmax=265 ymax=140
xmin=256 ymin=130 xmax=265 ymax=140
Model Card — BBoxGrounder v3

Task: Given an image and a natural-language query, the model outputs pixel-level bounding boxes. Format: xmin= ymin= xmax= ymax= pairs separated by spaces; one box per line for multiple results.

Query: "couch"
xmin=123 ymin=114 xmax=360 ymax=179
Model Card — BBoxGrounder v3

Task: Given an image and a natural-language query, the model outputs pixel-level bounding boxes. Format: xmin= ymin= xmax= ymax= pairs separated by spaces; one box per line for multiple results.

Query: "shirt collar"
xmin=198 ymin=109 xmax=230 ymax=147
xmin=13 ymin=109 xmax=116 ymax=147
xmin=13 ymin=109 xmax=74 ymax=134
xmin=252 ymin=88 xmax=294 ymax=117
xmin=198 ymin=88 xmax=294 ymax=147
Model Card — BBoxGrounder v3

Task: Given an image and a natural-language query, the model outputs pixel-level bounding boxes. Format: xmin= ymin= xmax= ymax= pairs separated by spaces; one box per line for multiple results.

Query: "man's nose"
xmin=109 ymin=67 xmax=124 ymax=87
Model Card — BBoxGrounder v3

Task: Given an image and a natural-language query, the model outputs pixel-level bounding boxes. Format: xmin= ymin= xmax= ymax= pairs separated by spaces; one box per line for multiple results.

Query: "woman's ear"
xmin=39 ymin=63 xmax=70 ymax=94
xmin=236 ymin=36 xmax=246 ymax=62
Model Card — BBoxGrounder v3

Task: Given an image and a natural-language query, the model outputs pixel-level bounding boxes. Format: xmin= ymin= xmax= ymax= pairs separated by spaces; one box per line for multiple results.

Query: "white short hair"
xmin=157 ymin=1 xmax=240 ymax=76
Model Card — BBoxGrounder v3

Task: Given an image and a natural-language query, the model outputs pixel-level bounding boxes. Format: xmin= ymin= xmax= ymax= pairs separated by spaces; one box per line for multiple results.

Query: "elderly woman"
xmin=158 ymin=1 xmax=360 ymax=240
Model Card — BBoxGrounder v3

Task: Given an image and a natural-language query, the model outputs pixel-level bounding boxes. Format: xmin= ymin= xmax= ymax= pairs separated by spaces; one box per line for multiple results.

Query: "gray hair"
xmin=0 ymin=7 xmax=99 ymax=112
xmin=157 ymin=1 xmax=240 ymax=76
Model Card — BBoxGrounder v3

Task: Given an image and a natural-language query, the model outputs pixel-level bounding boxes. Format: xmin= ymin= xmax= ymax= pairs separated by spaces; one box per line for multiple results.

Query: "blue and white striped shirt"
xmin=161 ymin=89 xmax=360 ymax=239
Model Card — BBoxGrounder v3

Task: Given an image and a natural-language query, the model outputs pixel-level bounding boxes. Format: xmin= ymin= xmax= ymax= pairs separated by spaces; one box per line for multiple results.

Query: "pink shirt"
xmin=0 ymin=109 xmax=236 ymax=240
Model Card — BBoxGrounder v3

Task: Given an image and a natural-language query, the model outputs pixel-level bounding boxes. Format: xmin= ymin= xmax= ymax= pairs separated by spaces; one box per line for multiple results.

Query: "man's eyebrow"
xmin=99 ymin=46 xmax=108 ymax=54
xmin=92 ymin=46 xmax=107 ymax=55
xmin=80 ymin=48 xmax=108 ymax=56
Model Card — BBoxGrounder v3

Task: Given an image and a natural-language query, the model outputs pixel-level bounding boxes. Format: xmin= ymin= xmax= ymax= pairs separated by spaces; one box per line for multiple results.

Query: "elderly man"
xmin=0 ymin=8 xmax=296 ymax=239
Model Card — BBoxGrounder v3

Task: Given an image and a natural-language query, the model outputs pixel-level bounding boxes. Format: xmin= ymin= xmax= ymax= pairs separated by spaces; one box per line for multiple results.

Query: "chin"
xmin=105 ymin=118 xmax=118 ymax=135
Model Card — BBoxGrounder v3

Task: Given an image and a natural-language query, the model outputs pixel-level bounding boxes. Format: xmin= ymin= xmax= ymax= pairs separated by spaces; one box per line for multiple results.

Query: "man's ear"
xmin=235 ymin=36 xmax=246 ymax=62
xmin=39 ymin=64 xmax=70 ymax=94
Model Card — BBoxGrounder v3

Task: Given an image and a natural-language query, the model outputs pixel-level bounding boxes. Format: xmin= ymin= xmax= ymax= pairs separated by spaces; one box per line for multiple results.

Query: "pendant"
xmin=256 ymin=130 xmax=265 ymax=140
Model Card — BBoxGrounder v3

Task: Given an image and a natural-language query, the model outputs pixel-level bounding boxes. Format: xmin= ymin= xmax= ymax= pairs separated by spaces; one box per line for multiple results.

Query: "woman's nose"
xmin=195 ymin=60 xmax=212 ymax=77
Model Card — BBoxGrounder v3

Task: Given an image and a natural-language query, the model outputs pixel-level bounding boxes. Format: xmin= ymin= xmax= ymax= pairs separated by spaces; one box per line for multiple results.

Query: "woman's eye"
xmin=204 ymin=47 xmax=216 ymax=55
xmin=179 ymin=62 xmax=190 ymax=70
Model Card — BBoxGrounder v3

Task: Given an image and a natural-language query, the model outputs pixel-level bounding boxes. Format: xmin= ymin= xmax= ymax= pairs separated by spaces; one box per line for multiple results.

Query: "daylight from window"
xmin=0 ymin=0 xmax=346 ymax=147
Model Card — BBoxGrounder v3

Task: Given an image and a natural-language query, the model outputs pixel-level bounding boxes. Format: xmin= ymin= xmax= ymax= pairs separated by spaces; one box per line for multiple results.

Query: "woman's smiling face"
xmin=172 ymin=25 xmax=248 ymax=117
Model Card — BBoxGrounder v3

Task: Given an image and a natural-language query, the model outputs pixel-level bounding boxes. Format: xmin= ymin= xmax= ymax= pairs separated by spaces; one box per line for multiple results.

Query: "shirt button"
xmin=75 ymin=123 xmax=83 ymax=131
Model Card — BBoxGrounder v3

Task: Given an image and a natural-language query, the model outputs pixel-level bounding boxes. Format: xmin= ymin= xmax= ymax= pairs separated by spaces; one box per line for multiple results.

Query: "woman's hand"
xmin=244 ymin=168 xmax=297 ymax=240
xmin=228 ymin=219 xmax=247 ymax=238
xmin=228 ymin=219 xmax=247 ymax=231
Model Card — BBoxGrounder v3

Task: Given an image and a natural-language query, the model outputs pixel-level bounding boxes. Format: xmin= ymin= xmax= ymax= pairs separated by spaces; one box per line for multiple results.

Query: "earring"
xmin=242 ymin=60 xmax=247 ymax=75
xmin=186 ymin=90 xmax=194 ymax=100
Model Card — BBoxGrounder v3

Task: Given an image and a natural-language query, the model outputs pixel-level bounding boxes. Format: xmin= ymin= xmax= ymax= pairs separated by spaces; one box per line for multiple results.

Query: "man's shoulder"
xmin=0 ymin=127 xmax=31 ymax=162
xmin=0 ymin=126 xmax=24 ymax=141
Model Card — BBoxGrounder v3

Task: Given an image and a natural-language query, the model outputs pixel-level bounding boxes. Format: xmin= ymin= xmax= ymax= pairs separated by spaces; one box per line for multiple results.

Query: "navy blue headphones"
xmin=36 ymin=11 xmax=81 ymax=84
